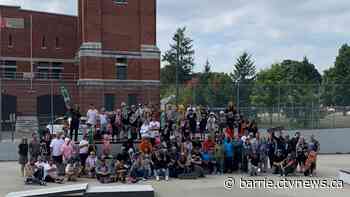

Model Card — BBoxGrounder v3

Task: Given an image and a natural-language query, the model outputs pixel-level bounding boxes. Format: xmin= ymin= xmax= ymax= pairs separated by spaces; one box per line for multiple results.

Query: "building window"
xmin=41 ymin=36 xmax=46 ymax=48
xmin=116 ymin=58 xmax=127 ymax=80
xmin=55 ymin=37 xmax=60 ymax=49
xmin=0 ymin=61 xmax=17 ymax=79
xmin=37 ymin=62 xmax=50 ymax=79
xmin=52 ymin=62 xmax=63 ymax=79
xmin=113 ymin=0 xmax=128 ymax=5
xmin=8 ymin=34 xmax=13 ymax=47
xmin=104 ymin=94 xmax=115 ymax=112
xmin=128 ymin=94 xmax=137 ymax=106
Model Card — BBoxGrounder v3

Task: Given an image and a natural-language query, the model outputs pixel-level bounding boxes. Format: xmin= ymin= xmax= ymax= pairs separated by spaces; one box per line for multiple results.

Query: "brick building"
xmin=0 ymin=0 xmax=160 ymax=129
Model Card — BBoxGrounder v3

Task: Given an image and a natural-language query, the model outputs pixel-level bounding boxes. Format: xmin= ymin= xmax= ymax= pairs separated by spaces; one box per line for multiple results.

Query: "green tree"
xmin=231 ymin=52 xmax=256 ymax=82
xmin=322 ymin=44 xmax=350 ymax=115
xmin=162 ymin=27 xmax=195 ymax=84
xmin=231 ymin=52 xmax=256 ymax=109
xmin=203 ymin=59 xmax=211 ymax=74
xmin=251 ymin=58 xmax=322 ymax=128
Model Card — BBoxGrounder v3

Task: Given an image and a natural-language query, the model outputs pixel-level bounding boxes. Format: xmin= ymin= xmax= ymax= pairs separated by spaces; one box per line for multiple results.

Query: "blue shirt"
xmin=224 ymin=141 xmax=234 ymax=157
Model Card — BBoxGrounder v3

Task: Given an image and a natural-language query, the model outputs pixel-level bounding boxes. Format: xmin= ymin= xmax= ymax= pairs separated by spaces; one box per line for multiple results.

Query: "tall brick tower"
xmin=77 ymin=0 xmax=160 ymax=111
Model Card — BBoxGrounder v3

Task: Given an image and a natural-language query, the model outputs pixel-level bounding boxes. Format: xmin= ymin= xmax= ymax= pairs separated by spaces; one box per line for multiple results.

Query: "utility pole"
xmin=175 ymin=35 xmax=180 ymax=105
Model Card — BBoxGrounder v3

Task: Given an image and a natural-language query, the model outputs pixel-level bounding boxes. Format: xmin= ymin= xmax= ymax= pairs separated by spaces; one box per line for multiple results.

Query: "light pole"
xmin=175 ymin=36 xmax=180 ymax=105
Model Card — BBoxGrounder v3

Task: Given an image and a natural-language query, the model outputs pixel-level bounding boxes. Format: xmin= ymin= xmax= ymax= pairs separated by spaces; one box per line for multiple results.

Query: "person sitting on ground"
xmin=85 ymin=151 xmax=97 ymax=178
xmin=96 ymin=158 xmax=111 ymax=183
xmin=152 ymin=149 xmax=170 ymax=181
xmin=304 ymin=150 xmax=317 ymax=176
xmin=114 ymin=159 xmax=127 ymax=183
xmin=65 ymin=158 xmax=80 ymax=181
xmin=128 ymin=153 xmax=147 ymax=183
xmin=280 ymin=153 xmax=297 ymax=176
xmin=191 ymin=148 xmax=205 ymax=178
xmin=24 ymin=159 xmax=46 ymax=186
xmin=43 ymin=159 xmax=64 ymax=183
xmin=272 ymin=149 xmax=285 ymax=174
xmin=249 ymin=152 xmax=260 ymax=176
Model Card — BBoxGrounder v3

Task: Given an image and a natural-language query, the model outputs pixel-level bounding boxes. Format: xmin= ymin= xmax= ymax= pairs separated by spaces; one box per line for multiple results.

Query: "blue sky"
xmin=1 ymin=0 xmax=349 ymax=73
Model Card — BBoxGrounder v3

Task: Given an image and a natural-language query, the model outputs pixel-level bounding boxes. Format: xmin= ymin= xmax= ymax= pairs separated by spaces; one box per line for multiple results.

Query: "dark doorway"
xmin=1 ymin=94 xmax=17 ymax=131
xmin=37 ymin=95 xmax=66 ymax=127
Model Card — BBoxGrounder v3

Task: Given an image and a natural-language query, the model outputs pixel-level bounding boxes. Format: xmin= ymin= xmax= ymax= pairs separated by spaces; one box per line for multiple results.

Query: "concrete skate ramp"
xmin=5 ymin=184 xmax=154 ymax=197
xmin=338 ymin=169 xmax=350 ymax=184
xmin=5 ymin=183 xmax=88 ymax=197
xmin=85 ymin=185 xmax=154 ymax=197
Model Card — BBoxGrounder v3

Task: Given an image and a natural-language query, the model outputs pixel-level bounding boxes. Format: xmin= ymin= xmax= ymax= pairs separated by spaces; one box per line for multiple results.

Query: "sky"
xmin=0 ymin=0 xmax=349 ymax=74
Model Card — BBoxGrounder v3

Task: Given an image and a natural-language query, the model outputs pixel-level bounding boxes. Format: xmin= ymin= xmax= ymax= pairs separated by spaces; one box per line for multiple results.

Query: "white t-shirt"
xmin=79 ymin=139 xmax=89 ymax=154
xmin=140 ymin=123 xmax=150 ymax=138
xmin=43 ymin=163 xmax=57 ymax=178
xmin=87 ymin=109 xmax=98 ymax=125
xmin=149 ymin=121 xmax=160 ymax=138
xmin=99 ymin=114 xmax=108 ymax=125
xmin=50 ymin=138 xmax=64 ymax=157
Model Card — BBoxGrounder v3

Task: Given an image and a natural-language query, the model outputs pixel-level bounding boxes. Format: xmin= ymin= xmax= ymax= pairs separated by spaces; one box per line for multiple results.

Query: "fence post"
xmin=50 ymin=80 xmax=54 ymax=134
xmin=0 ymin=77 xmax=2 ymax=142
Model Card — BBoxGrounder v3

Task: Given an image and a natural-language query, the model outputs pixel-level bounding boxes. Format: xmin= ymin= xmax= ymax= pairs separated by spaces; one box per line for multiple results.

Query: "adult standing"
xmin=79 ymin=135 xmax=89 ymax=175
xmin=87 ymin=104 xmax=98 ymax=128
xmin=70 ymin=105 xmax=81 ymax=142
xmin=18 ymin=138 xmax=29 ymax=176
xmin=50 ymin=133 xmax=64 ymax=165
xmin=29 ymin=133 xmax=40 ymax=161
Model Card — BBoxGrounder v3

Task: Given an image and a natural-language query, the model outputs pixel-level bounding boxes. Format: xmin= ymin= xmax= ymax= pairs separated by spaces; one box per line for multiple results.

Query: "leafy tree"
xmin=162 ymin=27 xmax=195 ymax=84
xmin=322 ymin=44 xmax=350 ymax=115
xmin=251 ymin=58 xmax=322 ymax=128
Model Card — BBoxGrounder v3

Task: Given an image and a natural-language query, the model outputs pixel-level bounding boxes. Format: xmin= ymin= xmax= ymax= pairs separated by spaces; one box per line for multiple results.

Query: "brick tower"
xmin=77 ymin=0 xmax=160 ymax=111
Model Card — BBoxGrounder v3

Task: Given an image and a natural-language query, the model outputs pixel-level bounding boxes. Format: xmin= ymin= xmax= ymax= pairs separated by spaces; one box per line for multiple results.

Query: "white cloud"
xmin=0 ymin=0 xmax=349 ymax=73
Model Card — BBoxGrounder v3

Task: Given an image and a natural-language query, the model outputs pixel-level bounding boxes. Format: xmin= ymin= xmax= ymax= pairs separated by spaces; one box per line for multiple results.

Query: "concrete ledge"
xmin=5 ymin=184 xmax=154 ymax=197
xmin=85 ymin=185 xmax=154 ymax=197
xmin=338 ymin=169 xmax=350 ymax=184
xmin=5 ymin=183 xmax=88 ymax=197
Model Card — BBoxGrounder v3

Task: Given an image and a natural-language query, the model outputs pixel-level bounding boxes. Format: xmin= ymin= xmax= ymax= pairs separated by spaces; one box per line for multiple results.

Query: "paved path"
xmin=1 ymin=154 xmax=349 ymax=197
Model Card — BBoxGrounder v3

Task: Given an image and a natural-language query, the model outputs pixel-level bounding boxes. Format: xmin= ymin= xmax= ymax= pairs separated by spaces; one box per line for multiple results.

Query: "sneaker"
xmin=165 ymin=176 xmax=169 ymax=181
xmin=156 ymin=176 xmax=160 ymax=181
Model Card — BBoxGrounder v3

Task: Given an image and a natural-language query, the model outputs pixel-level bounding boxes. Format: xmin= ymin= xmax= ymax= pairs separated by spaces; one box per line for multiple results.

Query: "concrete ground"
xmin=1 ymin=154 xmax=349 ymax=197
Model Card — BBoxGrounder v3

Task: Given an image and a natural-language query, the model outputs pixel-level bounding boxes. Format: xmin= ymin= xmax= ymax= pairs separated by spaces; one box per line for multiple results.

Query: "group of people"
xmin=17 ymin=102 xmax=320 ymax=186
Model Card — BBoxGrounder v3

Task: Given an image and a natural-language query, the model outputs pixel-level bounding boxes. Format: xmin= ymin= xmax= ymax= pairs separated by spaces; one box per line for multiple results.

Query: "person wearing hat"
xmin=206 ymin=112 xmax=218 ymax=139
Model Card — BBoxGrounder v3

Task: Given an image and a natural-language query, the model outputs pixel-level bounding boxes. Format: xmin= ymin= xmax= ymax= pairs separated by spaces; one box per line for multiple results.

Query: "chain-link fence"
xmin=0 ymin=73 xmax=159 ymax=142
xmin=160 ymin=83 xmax=350 ymax=130
xmin=0 ymin=72 xmax=78 ymax=142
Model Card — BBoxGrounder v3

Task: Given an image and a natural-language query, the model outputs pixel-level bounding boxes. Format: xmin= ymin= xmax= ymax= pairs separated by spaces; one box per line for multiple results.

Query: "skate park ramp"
xmin=5 ymin=184 xmax=154 ymax=197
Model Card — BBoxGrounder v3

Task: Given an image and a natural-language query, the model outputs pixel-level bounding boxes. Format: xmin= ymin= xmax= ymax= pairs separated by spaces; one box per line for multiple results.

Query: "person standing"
xmin=70 ymin=106 xmax=81 ymax=142
xmin=87 ymin=104 xmax=98 ymax=128
xmin=50 ymin=133 xmax=64 ymax=165
xmin=18 ymin=138 xmax=29 ymax=177
xmin=79 ymin=135 xmax=89 ymax=175
xmin=29 ymin=133 xmax=41 ymax=161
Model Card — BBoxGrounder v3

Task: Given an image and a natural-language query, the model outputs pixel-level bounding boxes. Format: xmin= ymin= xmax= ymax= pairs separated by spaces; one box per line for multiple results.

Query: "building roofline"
xmin=0 ymin=4 xmax=77 ymax=18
